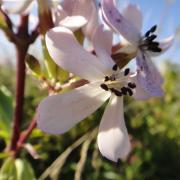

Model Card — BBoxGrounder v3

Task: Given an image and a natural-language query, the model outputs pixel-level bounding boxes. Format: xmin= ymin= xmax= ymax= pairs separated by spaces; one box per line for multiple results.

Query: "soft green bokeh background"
xmin=0 ymin=62 xmax=179 ymax=180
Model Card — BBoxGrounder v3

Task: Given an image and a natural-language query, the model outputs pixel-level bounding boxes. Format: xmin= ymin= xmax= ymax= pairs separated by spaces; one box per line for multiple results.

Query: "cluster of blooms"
xmin=3 ymin=0 xmax=173 ymax=162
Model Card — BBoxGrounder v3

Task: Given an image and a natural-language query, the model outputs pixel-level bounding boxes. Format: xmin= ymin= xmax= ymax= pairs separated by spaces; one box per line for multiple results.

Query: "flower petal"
xmin=122 ymin=4 xmax=143 ymax=32
xmin=148 ymin=35 xmax=174 ymax=57
xmin=131 ymin=76 xmax=151 ymax=100
xmin=61 ymin=0 xmax=75 ymax=15
xmin=46 ymin=26 xmax=108 ymax=81
xmin=77 ymin=0 xmax=99 ymax=39
xmin=92 ymin=25 xmax=115 ymax=72
xmin=101 ymin=0 xmax=141 ymax=45
xmin=59 ymin=16 xmax=87 ymax=32
xmin=2 ymin=0 xmax=33 ymax=14
xmin=136 ymin=51 xmax=164 ymax=97
xmin=97 ymin=95 xmax=131 ymax=162
xmin=53 ymin=5 xmax=68 ymax=26
xmin=37 ymin=82 xmax=111 ymax=134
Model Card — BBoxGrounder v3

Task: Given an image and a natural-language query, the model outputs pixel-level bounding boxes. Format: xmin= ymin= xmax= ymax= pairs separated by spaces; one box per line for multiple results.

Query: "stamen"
xmin=112 ymin=64 xmax=118 ymax=71
xmin=110 ymin=88 xmax=122 ymax=96
xmin=121 ymin=87 xmax=128 ymax=95
xmin=100 ymin=84 xmax=109 ymax=91
xmin=149 ymin=42 xmax=159 ymax=47
xmin=104 ymin=76 xmax=109 ymax=82
xmin=126 ymin=88 xmax=133 ymax=96
xmin=145 ymin=30 xmax=151 ymax=38
xmin=150 ymin=25 xmax=157 ymax=33
xmin=124 ymin=68 xmax=130 ymax=76
xmin=128 ymin=82 xmax=136 ymax=89
xmin=145 ymin=25 xmax=157 ymax=37
xmin=146 ymin=34 xmax=157 ymax=42
xmin=148 ymin=47 xmax=162 ymax=52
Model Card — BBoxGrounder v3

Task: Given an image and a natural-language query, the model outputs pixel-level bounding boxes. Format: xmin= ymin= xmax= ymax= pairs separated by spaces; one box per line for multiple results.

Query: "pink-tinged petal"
xmin=122 ymin=4 xmax=143 ymax=32
xmin=97 ymin=95 xmax=131 ymax=162
xmin=92 ymin=25 xmax=115 ymax=71
xmin=61 ymin=0 xmax=75 ymax=15
xmin=53 ymin=5 xmax=68 ymax=26
xmin=37 ymin=82 xmax=111 ymax=134
xmin=131 ymin=76 xmax=151 ymax=100
xmin=2 ymin=0 xmax=33 ymax=14
xmin=136 ymin=51 xmax=164 ymax=97
xmin=59 ymin=16 xmax=87 ymax=31
xmin=148 ymin=35 xmax=174 ymax=57
xmin=101 ymin=0 xmax=141 ymax=45
xmin=81 ymin=0 xmax=99 ymax=40
xmin=46 ymin=27 xmax=109 ymax=81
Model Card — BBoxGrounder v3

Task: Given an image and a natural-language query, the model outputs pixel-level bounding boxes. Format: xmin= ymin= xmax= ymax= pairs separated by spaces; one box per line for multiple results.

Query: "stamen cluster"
xmin=140 ymin=25 xmax=162 ymax=52
xmin=100 ymin=64 xmax=136 ymax=97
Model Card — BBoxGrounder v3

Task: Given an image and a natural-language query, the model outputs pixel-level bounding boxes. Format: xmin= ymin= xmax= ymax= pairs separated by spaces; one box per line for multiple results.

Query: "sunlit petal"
xmin=37 ymin=82 xmax=111 ymax=134
xmin=92 ymin=25 xmax=115 ymax=72
xmin=97 ymin=95 xmax=131 ymax=162
xmin=101 ymin=0 xmax=141 ymax=45
xmin=122 ymin=4 xmax=143 ymax=32
xmin=46 ymin=27 xmax=109 ymax=81
xmin=59 ymin=16 xmax=87 ymax=31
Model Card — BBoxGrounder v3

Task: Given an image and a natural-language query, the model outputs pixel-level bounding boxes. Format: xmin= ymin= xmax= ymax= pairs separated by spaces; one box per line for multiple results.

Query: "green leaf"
xmin=15 ymin=159 xmax=36 ymax=180
xmin=0 ymin=157 xmax=17 ymax=180
xmin=25 ymin=54 xmax=42 ymax=77
xmin=0 ymin=86 xmax=13 ymax=139
xmin=42 ymin=37 xmax=58 ymax=79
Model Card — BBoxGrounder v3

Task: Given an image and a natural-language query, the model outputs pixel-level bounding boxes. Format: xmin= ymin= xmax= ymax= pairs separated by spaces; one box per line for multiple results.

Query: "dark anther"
xmin=128 ymin=82 xmax=136 ymax=89
xmin=147 ymin=34 xmax=157 ymax=42
xmin=126 ymin=88 xmax=133 ymax=96
xmin=111 ymin=88 xmax=122 ymax=96
xmin=150 ymin=25 xmax=157 ymax=33
xmin=124 ymin=68 xmax=130 ymax=76
xmin=145 ymin=30 xmax=151 ymax=37
xmin=148 ymin=47 xmax=162 ymax=52
xmin=145 ymin=25 xmax=157 ymax=37
xmin=149 ymin=41 xmax=159 ymax=47
xmin=104 ymin=76 xmax=109 ymax=81
xmin=121 ymin=87 xmax=127 ymax=95
xmin=100 ymin=84 xmax=109 ymax=91
xmin=112 ymin=64 xmax=118 ymax=71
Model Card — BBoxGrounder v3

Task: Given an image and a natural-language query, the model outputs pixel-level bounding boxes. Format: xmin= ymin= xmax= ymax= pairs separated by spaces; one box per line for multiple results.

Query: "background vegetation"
xmin=0 ymin=61 xmax=179 ymax=180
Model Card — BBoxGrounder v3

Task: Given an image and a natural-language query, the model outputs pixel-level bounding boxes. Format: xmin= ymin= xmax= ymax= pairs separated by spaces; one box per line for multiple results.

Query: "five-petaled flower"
xmin=102 ymin=0 xmax=174 ymax=99
xmin=37 ymin=26 xmax=137 ymax=162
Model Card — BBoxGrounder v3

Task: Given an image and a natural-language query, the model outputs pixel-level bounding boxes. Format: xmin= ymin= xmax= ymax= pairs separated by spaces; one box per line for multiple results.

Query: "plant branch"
xmin=9 ymin=15 xmax=39 ymax=153
xmin=16 ymin=117 xmax=37 ymax=155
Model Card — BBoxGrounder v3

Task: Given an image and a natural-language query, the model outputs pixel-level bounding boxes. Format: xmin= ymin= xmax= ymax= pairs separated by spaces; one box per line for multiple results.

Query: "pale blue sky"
xmin=0 ymin=0 xmax=179 ymax=65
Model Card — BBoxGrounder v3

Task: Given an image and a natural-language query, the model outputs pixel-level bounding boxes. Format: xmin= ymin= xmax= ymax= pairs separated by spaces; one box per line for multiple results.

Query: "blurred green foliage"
xmin=0 ymin=62 xmax=180 ymax=180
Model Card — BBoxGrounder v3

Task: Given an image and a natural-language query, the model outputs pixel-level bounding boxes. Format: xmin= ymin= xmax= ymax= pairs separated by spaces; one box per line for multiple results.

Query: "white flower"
xmin=101 ymin=0 xmax=174 ymax=99
xmin=53 ymin=0 xmax=99 ymax=39
xmin=37 ymin=25 xmax=137 ymax=162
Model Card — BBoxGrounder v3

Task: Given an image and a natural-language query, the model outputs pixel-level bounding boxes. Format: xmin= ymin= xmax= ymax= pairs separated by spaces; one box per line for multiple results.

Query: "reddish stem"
xmin=16 ymin=118 xmax=37 ymax=152
xmin=9 ymin=15 xmax=38 ymax=152
xmin=10 ymin=45 xmax=27 ymax=151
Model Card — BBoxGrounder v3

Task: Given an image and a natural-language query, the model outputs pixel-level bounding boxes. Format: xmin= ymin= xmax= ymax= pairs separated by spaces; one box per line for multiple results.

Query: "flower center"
xmin=100 ymin=64 xmax=136 ymax=97
xmin=139 ymin=25 xmax=162 ymax=53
